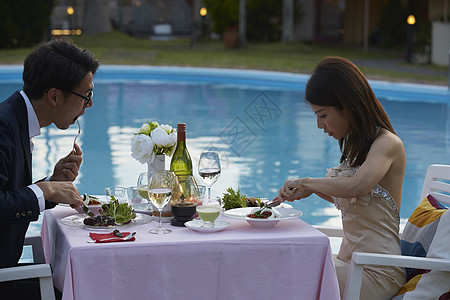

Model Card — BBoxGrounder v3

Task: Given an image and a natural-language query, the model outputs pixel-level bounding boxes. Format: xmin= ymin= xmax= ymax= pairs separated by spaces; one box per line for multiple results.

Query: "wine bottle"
xmin=170 ymin=123 xmax=196 ymax=226
xmin=170 ymin=123 xmax=192 ymax=176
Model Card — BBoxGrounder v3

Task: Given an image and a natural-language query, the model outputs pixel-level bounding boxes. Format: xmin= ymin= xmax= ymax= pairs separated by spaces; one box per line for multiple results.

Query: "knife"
xmin=81 ymin=194 xmax=96 ymax=217
xmin=81 ymin=204 xmax=95 ymax=217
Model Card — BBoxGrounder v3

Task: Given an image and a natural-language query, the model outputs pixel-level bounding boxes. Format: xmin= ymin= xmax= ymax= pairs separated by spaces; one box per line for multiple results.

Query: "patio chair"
xmin=315 ymin=164 xmax=450 ymax=300
xmin=0 ymin=233 xmax=56 ymax=300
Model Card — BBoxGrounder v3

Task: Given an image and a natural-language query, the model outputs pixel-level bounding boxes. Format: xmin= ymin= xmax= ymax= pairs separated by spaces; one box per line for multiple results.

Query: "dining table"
xmin=41 ymin=205 xmax=340 ymax=300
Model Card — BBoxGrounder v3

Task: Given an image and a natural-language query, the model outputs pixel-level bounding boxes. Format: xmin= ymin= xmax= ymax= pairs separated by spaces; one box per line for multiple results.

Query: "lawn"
xmin=0 ymin=31 xmax=447 ymax=85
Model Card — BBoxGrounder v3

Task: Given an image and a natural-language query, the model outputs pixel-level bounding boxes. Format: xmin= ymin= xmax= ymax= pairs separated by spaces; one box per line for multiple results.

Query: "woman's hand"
xmin=277 ymin=178 xmax=313 ymax=202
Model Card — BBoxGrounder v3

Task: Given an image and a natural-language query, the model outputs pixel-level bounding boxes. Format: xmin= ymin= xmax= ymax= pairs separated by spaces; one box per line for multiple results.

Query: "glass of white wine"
xmin=147 ymin=170 xmax=176 ymax=234
xmin=198 ymin=151 xmax=221 ymax=202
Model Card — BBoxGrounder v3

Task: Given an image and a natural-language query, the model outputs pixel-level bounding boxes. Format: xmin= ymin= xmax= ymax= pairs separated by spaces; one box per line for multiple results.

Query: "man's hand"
xmin=50 ymin=143 xmax=82 ymax=182
xmin=36 ymin=181 xmax=84 ymax=207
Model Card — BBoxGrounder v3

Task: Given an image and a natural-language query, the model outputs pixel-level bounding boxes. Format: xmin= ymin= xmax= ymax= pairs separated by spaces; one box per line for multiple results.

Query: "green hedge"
xmin=0 ymin=0 xmax=54 ymax=48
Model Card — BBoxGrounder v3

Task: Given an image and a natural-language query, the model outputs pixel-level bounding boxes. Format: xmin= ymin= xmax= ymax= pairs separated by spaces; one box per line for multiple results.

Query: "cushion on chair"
xmin=392 ymin=194 xmax=450 ymax=299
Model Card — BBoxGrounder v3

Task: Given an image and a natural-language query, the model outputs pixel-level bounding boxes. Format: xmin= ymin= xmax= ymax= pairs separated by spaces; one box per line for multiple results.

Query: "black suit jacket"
xmin=0 ymin=91 xmax=56 ymax=268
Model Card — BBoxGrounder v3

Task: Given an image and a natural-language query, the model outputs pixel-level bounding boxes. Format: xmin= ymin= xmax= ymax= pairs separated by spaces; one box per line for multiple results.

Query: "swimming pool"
xmin=1 ymin=65 xmax=449 ymax=234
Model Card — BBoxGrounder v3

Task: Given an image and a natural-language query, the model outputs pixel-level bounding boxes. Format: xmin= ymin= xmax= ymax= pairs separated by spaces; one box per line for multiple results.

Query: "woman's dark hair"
xmin=305 ymin=57 xmax=396 ymax=167
xmin=22 ymin=38 xmax=99 ymax=99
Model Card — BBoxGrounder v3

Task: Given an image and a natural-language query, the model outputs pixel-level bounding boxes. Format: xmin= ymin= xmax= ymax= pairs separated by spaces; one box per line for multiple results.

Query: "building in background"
xmin=50 ymin=0 xmax=449 ymax=65
xmin=50 ymin=0 xmax=198 ymax=38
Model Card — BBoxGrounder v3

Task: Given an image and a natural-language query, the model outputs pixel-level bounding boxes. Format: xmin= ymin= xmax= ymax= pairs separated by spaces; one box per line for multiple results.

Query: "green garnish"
xmin=257 ymin=198 xmax=262 ymax=207
xmin=101 ymin=196 xmax=136 ymax=224
xmin=222 ymin=187 xmax=247 ymax=210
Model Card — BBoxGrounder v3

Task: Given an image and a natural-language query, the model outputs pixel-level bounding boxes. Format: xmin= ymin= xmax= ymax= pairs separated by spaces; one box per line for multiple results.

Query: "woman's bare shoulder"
xmin=376 ymin=129 xmax=404 ymax=149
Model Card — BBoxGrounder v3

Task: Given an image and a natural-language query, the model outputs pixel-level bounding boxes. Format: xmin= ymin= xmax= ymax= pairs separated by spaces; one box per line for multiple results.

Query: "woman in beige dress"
xmin=276 ymin=57 xmax=406 ymax=299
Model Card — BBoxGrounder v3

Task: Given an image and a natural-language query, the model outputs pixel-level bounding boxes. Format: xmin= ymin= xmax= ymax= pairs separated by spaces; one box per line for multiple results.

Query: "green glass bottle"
xmin=170 ymin=123 xmax=192 ymax=176
xmin=170 ymin=123 xmax=196 ymax=226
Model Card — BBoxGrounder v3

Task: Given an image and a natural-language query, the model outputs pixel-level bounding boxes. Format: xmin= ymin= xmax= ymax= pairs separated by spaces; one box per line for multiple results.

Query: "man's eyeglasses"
xmin=71 ymin=89 xmax=93 ymax=106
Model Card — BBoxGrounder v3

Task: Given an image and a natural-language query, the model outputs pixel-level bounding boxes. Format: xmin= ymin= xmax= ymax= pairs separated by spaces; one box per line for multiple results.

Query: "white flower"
xmin=130 ymin=134 xmax=155 ymax=164
xmin=130 ymin=121 xmax=177 ymax=164
xmin=139 ymin=121 xmax=158 ymax=135
xmin=159 ymin=124 xmax=172 ymax=134
xmin=151 ymin=126 xmax=175 ymax=147
xmin=139 ymin=123 xmax=151 ymax=135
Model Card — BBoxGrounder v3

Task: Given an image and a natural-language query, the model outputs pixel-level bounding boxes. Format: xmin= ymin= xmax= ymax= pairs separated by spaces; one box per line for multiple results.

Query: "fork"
xmin=72 ymin=119 xmax=81 ymax=154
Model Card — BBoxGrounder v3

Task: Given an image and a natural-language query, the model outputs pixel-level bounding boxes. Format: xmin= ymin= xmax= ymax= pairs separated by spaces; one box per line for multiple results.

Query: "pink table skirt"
xmin=42 ymin=205 xmax=340 ymax=300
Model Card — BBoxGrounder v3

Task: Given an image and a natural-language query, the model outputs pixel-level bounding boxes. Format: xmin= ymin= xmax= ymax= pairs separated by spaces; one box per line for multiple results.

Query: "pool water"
xmin=1 ymin=66 xmax=449 ymax=235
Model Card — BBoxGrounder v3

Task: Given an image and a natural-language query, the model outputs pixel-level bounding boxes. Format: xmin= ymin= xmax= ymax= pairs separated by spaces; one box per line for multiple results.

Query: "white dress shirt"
xmin=20 ymin=90 xmax=45 ymax=212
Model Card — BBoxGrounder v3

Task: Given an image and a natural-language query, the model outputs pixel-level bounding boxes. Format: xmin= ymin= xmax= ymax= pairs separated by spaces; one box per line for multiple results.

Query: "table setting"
xmin=41 ymin=120 xmax=340 ymax=300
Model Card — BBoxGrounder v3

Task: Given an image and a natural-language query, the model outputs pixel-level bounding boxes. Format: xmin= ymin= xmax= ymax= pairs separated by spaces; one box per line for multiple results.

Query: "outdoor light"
xmin=200 ymin=7 xmax=207 ymax=17
xmin=67 ymin=6 xmax=74 ymax=16
xmin=406 ymin=14 xmax=416 ymax=62
xmin=51 ymin=29 xmax=82 ymax=36
xmin=407 ymin=15 xmax=416 ymax=25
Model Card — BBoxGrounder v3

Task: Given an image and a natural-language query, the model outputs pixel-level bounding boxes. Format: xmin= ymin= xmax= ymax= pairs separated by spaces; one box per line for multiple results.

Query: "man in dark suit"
xmin=0 ymin=38 xmax=99 ymax=299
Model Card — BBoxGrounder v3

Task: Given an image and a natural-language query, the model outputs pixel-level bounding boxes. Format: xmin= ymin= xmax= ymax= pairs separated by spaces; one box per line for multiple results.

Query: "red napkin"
xmin=89 ymin=231 xmax=135 ymax=243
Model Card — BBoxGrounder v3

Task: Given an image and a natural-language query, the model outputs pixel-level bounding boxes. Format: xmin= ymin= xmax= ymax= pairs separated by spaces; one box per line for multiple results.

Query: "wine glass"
xmin=137 ymin=172 xmax=150 ymax=201
xmin=147 ymin=170 xmax=176 ymax=234
xmin=135 ymin=172 xmax=152 ymax=213
xmin=104 ymin=186 xmax=126 ymax=203
xmin=198 ymin=151 xmax=221 ymax=202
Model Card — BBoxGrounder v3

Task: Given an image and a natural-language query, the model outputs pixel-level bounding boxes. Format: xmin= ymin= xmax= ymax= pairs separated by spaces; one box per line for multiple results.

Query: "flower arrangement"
xmin=130 ymin=121 xmax=177 ymax=164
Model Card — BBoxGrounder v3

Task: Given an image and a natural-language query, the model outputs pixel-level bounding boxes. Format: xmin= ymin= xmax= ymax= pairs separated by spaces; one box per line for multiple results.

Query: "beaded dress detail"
xmin=327 ymin=164 xmax=400 ymax=223
xmin=326 ymin=163 xmax=405 ymax=299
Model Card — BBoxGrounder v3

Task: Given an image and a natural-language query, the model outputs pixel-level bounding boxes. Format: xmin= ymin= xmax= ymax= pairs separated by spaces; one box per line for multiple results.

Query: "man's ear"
xmin=46 ymin=88 xmax=60 ymax=106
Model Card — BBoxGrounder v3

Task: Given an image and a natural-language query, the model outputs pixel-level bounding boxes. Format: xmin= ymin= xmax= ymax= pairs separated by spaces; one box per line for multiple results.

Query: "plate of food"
xmin=62 ymin=195 xmax=153 ymax=230
xmin=221 ymin=187 xmax=299 ymax=228
xmin=61 ymin=212 xmax=152 ymax=230
xmin=223 ymin=205 xmax=302 ymax=229
xmin=221 ymin=187 xmax=293 ymax=210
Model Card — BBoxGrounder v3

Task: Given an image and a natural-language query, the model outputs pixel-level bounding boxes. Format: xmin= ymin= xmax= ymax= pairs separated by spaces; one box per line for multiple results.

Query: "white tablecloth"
xmin=42 ymin=205 xmax=340 ymax=300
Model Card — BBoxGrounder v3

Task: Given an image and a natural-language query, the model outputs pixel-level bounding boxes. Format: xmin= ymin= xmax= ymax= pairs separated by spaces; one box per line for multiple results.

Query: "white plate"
xmin=131 ymin=203 xmax=153 ymax=215
xmin=185 ymin=220 xmax=231 ymax=232
xmin=223 ymin=205 xmax=302 ymax=229
xmin=61 ymin=213 xmax=153 ymax=230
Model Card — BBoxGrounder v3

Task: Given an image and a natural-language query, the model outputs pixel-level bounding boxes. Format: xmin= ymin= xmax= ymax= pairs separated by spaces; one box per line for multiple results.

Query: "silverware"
xmin=72 ymin=119 xmax=80 ymax=154
xmin=87 ymin=232 xmax=136 ymax=243
xmin=67 ymin=119 xmax=80 ymax=163
xmin=264 ymin=198 xmax=281 ymax=208
xmin=81 ymin=204 xmax=95 ymax=217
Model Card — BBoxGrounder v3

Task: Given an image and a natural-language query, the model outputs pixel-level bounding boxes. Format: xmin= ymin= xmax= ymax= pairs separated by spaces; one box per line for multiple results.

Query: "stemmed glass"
xmin=135 ymin=172 xmax=152 ymax=212
xmin=137 ymin=172 xmax=150 ymax=202
xmin=198 ymin=151 xmax=221 ymax=202
xmin=147 ymin=170 xmax=176 ymax=234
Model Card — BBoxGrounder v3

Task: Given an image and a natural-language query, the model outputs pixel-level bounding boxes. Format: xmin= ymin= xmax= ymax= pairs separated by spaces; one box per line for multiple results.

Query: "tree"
xmin=377 ymin=0 xmax=408 ymax=47
xmin=0 ymin=0 xmax=54 ymax=48
xmin=204 ymin=0 xmax=301 ymax=42
xmin=82 ymin=0 xmax=112 ymax=34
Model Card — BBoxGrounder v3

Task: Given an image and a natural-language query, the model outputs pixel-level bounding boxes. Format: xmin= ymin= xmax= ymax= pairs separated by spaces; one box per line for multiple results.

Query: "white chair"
xmin=0 ymin=233 xmax=56 ymax=300
xmin=314 ymin=164 xmax=450 ymax=300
